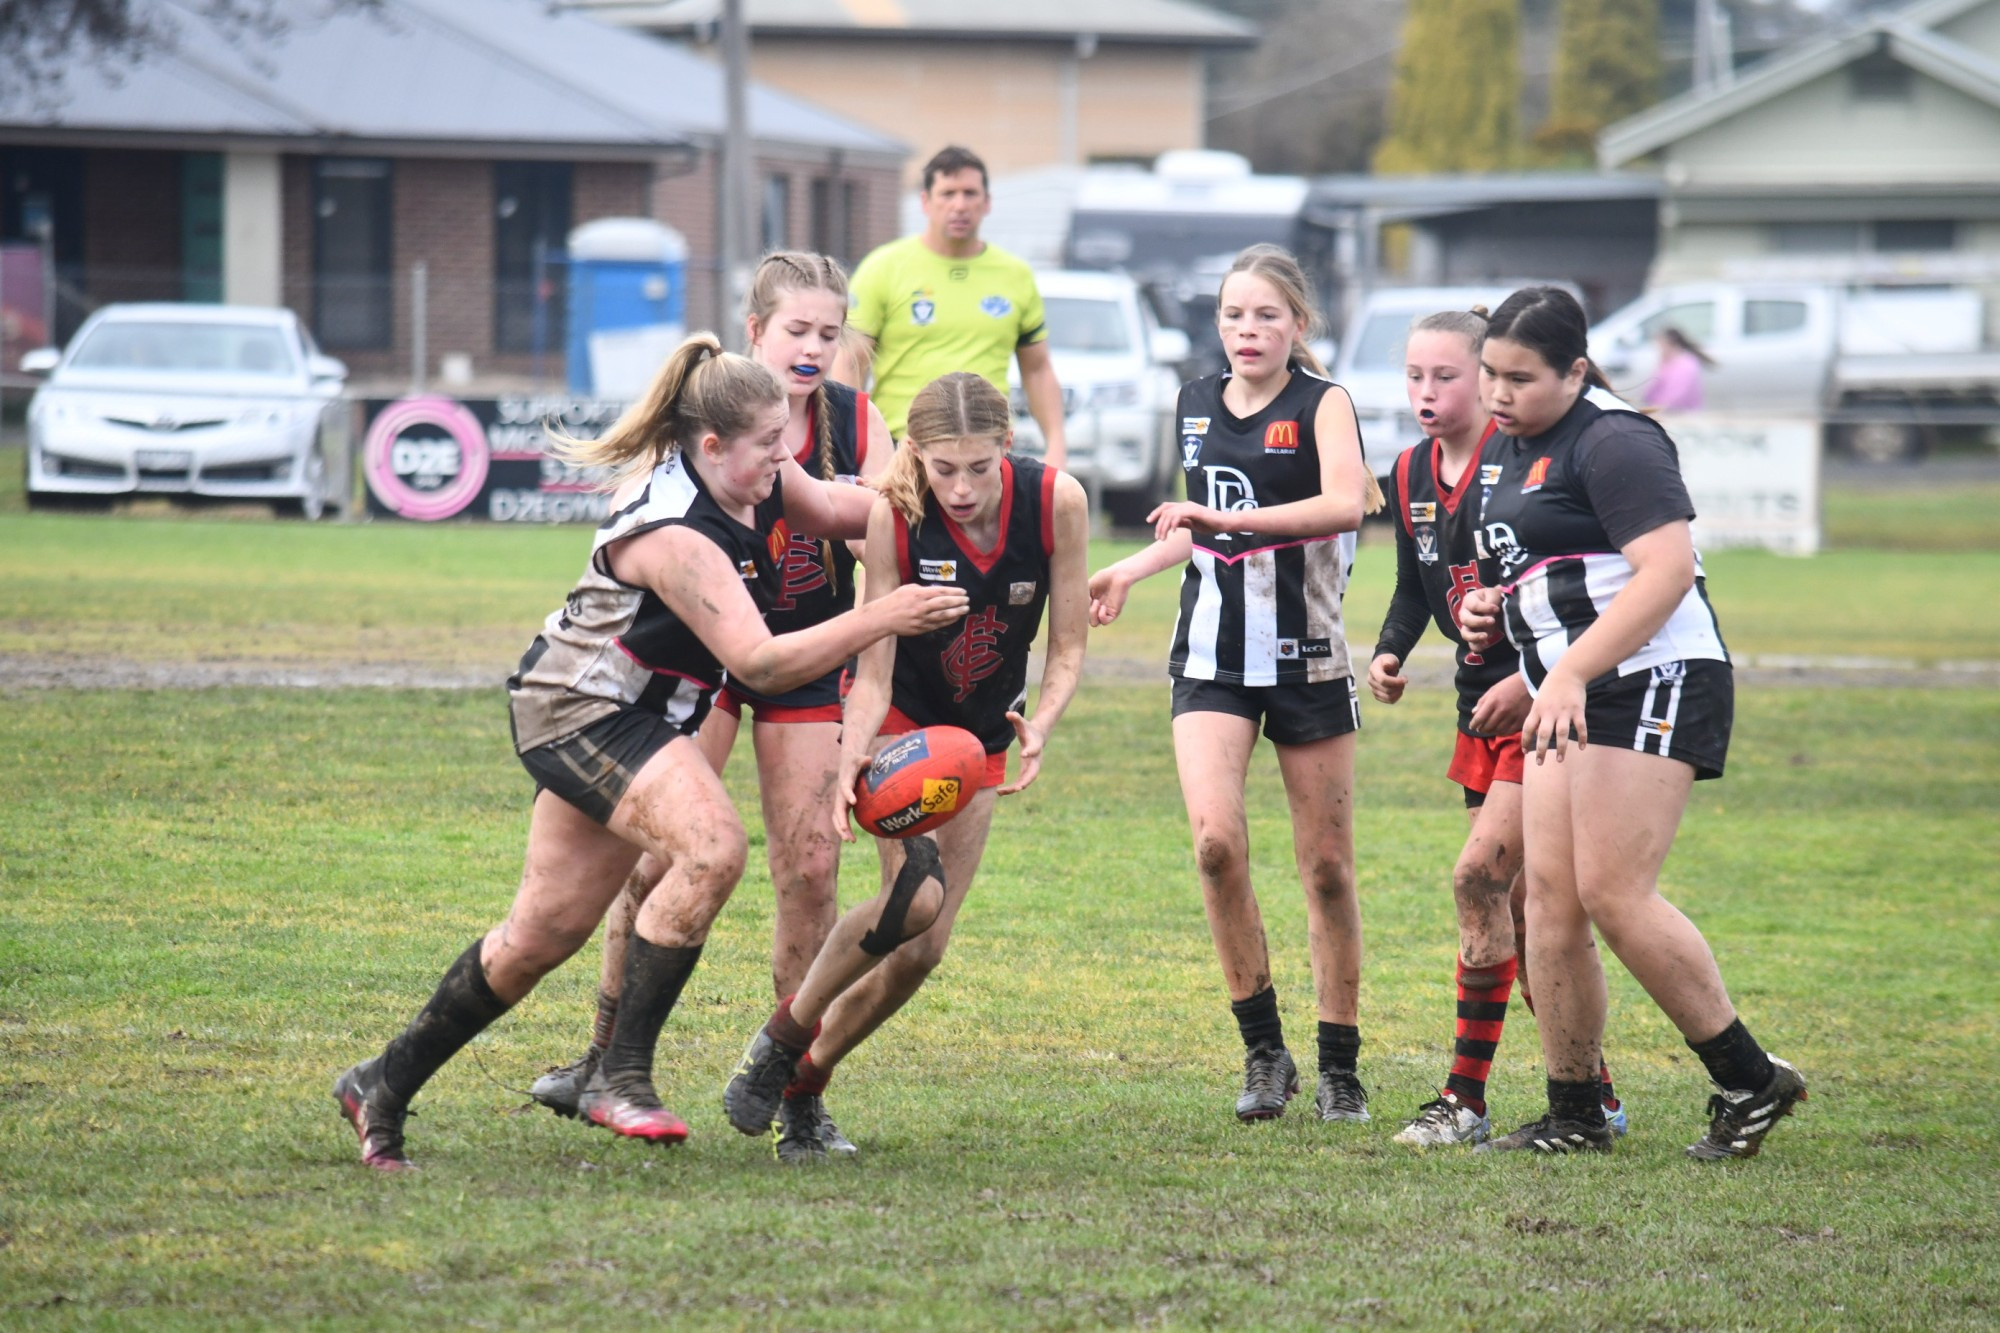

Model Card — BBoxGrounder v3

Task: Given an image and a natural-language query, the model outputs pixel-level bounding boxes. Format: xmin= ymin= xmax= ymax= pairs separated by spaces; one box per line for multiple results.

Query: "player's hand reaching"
xmin=1147 ymin=501 xmax=1229 ymax=543
xmin=1457 ymin=584 xmax=1505 ymax=652
xmin=1367 ymin=652 xmax=1408 ymax=705
xmin=997 ymin=711 xmax=1045 ymax=795
xmin=1469 ymin=672 xmax=1531 ymax=736
xmin=878 ymin=583 xmax=969 ymax=636
xmin=1088 ymin=566 xmax=1132 ymax=626
xmin=1520 ymin=668 xmax=1586 ymax=764
xmin=831 ymin=746 xmax=873 ymax=843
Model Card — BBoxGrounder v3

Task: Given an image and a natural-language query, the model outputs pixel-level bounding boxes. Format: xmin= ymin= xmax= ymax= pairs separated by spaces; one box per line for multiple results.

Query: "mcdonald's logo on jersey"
xmin=767 ymin=519 xmax=791 ymax=564
xmin=1522 ymin=456 xmax=1552 ymax=493
xmin=1264 ymin=421 xmax=1299 ymax=453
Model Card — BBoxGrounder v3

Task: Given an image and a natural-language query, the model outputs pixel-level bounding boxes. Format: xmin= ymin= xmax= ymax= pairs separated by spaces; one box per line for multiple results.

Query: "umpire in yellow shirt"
xmin=849 ymin=145 xmax=1068 ymax=469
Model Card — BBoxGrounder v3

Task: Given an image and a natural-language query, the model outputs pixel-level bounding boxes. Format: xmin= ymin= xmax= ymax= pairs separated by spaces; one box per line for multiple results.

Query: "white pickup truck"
xmin=1590 ymin=282 xmax=2000 ymax=459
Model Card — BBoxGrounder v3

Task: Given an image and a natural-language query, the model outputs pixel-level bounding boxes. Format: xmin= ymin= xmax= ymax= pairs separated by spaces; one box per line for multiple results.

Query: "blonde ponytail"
xmin=555 ymin=332 xmax=785 ymax=490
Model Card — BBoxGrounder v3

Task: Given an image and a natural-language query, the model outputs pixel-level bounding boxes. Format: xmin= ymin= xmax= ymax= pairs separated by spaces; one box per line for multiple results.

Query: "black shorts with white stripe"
xmin=1568 ymin=658 xmax=1732 ymax=780
xmin=1170 ymin=675 xmax=1360 ymax=746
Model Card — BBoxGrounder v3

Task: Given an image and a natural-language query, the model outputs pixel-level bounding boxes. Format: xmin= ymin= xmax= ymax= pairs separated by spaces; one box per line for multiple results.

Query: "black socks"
xmin=1688 ymin=1016 xmax=1775 ymax=1095
xmin=1230 ymin=986 xmax=1284 ymax=1051
xmin=597 ymin=936 xmax=704 ymax=1092
xmin=1318 ymin=1021 xmax=1361 ymax=1076
xmin=378 ymin=939 xmax=513 ymax=1104
xmin=1548 ymin=1076 xmax=1607 ymax=1126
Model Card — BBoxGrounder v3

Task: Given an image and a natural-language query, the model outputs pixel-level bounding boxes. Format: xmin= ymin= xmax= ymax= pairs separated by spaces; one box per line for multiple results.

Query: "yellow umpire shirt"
xmin=848 ymin=236 xmax=1048 ymax=440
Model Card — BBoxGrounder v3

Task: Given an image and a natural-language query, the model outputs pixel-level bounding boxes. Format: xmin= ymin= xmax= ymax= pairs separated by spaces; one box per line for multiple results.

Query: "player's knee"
xmin=859 ymin=835 xmax=944 ymax=957
xmin=1452 ymin=855 xmax=1510 ymax=907
xmin=1193 ymin=829 xmax=1246 ymax=883
xmin=1575 ymin=876 xmax=1650 ymax=925
xmin=1300 ymin=852 xmax=1355 ymax=903
xmin=684 ymin=823 xmax=749 ymax=894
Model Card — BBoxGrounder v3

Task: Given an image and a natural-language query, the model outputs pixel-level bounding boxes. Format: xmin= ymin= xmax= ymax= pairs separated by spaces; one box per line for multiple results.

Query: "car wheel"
xmin=1845 ymin=420 xmax=1920 ymax=464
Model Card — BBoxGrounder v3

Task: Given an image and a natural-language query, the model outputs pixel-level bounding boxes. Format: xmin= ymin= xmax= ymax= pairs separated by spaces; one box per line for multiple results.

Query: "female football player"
xmin=1088 ymin=244 xmax=1381 ymax=1125
xmin=1369 ymin=307 xmax=1624 ymax=1147
xmin=722 ymin=370 xmax=1090 ymax=1161
xmin=331 ymin=334 xmax=964 ymax=1170
xmin=1458 ymin=286 xmax=1805 ymax=1159
xmin=525 ymin=255 xmax=892 ymax=1159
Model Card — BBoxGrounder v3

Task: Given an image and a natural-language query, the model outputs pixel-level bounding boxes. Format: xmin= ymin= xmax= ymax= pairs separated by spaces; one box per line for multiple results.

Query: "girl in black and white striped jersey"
xmin=1459 ymin=287 xmax=1806 ymax=1159
xmin=1089 ymin=245 xmax=1382 ymax=1126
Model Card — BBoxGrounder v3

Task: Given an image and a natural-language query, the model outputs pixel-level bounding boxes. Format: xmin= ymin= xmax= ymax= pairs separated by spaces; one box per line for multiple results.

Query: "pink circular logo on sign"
xmin=363 ymin=396 xmax=491 ymax=520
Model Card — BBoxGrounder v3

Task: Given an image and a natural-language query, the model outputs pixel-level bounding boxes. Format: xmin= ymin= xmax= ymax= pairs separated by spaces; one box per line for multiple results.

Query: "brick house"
xmin=0 ymin=0 xmax=904 ymax=386
xmin=572 ymin=0 xmax=1256 ymax=189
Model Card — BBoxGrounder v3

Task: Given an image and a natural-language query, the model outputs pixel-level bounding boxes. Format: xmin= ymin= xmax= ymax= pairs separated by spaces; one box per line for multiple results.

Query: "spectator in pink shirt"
xmin=1643 ymin=327 xmax=1715 ymax=411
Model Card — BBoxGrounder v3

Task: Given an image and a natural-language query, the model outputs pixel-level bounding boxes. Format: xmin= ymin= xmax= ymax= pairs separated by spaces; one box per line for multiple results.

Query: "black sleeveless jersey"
xmin=1376 ymin=424 xmax=1519 ymax=733
xmin=507 ymin=453 xmax=783 ymax=751
xmin=763 ymin=382 xmax=872 ymax=638
xmin=890 ymin=456 xmax=1057 ymax=754
xmin=1169 ymin=368 xmax=1358 ymax=686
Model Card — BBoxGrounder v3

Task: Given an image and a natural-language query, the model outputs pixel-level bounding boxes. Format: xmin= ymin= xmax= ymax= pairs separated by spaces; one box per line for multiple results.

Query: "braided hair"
xmin=747 ymin=250 xmax=853 ymax=591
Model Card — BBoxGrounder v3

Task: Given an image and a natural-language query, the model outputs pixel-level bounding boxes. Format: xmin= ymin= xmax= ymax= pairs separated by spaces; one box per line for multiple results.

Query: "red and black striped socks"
xmin=1441 ymin=954 xmax=1517 ymax=1116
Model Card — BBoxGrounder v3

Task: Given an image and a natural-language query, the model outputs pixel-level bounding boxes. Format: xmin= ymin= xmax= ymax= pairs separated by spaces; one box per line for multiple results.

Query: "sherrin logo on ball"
xmin=852 ymin=725 xmax=987 ymax=839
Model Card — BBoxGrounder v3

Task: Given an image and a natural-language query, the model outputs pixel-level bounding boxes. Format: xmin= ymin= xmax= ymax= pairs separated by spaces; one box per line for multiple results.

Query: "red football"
xmin=851 ymin=725 xmax=988 ymax=839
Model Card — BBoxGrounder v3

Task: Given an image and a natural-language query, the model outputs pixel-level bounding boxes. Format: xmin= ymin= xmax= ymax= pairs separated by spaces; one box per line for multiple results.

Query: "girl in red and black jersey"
xmin=1459 ymin=287 xmax=1805 ymax=1160
xmin=330 ymin=334 xmax=963 ymax=1171
xmin=722 ymin=371 xmax=1091 ymax=1160
xmin=1089 ymin=245 xmax=1381 ymax=1126
xmin=525 ymin=255 xmax=894 ymax=1150
xmin=1369 ymin=308 xmax=1624 ymax=1147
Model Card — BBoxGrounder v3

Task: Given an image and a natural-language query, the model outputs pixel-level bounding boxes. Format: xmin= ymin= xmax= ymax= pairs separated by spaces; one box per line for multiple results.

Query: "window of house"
xmin=1873 ymin=219 xmax=1955 ymax=252
xmin=1770 ymin=222 xmax=1863 ymax=255
xmin=313 ymin=157 xmax=393 ymax=349
xmin=1744 ymin=300 xmax=1808 ymax=336
xmin=810 ymin=177 xmax=855 ymax=265
xmin=762 ymin=175 xmax=791 ymax=252
xmin=494 ymin=162 xmax=572 ymax=354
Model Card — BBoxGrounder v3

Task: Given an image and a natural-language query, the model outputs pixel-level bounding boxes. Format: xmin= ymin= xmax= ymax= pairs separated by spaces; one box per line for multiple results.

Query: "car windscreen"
xmin=68 ymin=322 xmax=299 ymax=376
xmin=1045 ymin=297 xmax=1133 ymax=354
xmin=1348 ymin=312 xmax=1424 ymax=374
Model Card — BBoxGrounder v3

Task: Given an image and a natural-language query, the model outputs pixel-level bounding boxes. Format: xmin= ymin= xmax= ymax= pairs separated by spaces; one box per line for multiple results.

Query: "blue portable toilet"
xmin=565 ymin=218 xmax=688 ymax=397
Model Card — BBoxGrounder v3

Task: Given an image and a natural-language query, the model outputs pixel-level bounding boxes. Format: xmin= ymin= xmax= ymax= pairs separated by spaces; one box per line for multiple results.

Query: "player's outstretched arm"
xmin=832 ymin=499 xmax=905 ymax=842
xmin=1001 ymin=472 xmax=1090 ymax=795
xmin=778 ymin=455 xmax=874 ymax=542
xmin=619 ymin=523 xmax=965 ymax=701
xmin=1088 ymin=527 xmax=1191 ymax=626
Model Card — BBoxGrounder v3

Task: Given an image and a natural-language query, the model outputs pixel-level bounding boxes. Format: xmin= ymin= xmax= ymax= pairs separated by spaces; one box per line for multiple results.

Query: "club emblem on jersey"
xmin=1182 ymin=436 xmax=1203 ymax=468
xmin=1479 ymin=464 xmax=1504 ymax=487
xmin=1408 ymin=502 xmax=1437 ymax=524
xmin=919 ymin=558 xmax=958 ymax=582
xmin=1650 ymin=661 xmax=1687 ymax=684
xmin=736 ymin=558 xmax=758 ymax=579
xmin=1182 ymin=417 xmax=1210 ymax=435
xmin=1204 ymin=465 xmax=1258 ymax=512
xmin=1522 ymin=456 xmax=1552 ymax=493
xmin=911 ymin=292 xmax=936 ymax=326
xmin=1264 ymin=421 xmax=1299 ymax=453
xmin=1415 ymin=525 xmax=1438 ymax=564
xmin=1276 ymin=637 xmax=1333 ymax=660
xmin=948 ymin=265 xmax=969 ymax=282
xmin=943 ymin=609 xmax=1006 ymax=703
xmin=980 ymin=295 xmax=1013 ymax=318
xmin=1008 ymin=581 xmax=1037 ymax=605
xmin=770 ymin=533 xmax=830 ymax=612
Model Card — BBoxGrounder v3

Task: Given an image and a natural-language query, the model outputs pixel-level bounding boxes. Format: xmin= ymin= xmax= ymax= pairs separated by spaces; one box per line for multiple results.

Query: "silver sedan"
xmin=22 ymin=303 xmax=351 ymax=518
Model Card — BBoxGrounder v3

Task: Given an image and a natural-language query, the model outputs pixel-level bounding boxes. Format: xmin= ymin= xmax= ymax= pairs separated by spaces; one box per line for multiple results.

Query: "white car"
xmin=22 ymin=303 xmax=351 ymax=518
xmin=1009 ymin=270 xmax=1191 ymax=524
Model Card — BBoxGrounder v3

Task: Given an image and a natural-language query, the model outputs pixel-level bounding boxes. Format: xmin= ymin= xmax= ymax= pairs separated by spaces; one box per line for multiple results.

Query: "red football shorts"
xmin=1448 ymin=729 xmax=1525 ymax=795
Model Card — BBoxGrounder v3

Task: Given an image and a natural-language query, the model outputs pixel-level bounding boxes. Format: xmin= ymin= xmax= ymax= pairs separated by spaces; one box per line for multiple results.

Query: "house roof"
xmin=0 ymin=0 xmax=903 ymax=161
xmin=568 ymin=0 xmax=1257 ymax=47
xmin=1600 ymin=0 xmax=2000 ymax=167
xmin=1305 ymin=172 xmax=1663 ymax=225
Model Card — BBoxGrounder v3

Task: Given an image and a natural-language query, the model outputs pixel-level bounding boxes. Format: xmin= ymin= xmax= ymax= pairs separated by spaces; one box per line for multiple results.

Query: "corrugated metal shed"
xmin=1 ymin=0 xmax=904 ymax=160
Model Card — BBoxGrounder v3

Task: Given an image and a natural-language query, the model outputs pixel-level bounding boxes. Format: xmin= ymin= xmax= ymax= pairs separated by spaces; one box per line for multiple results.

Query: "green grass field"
xmin=3 ymin=467 xmax=1999 ymax=1327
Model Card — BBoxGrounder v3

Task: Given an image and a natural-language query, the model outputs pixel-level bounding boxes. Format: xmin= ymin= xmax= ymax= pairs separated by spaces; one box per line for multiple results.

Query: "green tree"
xmin=1537 ymin=0 xmax=1661 ymax=163
xmin=1372 ymin=0 xmax=1522 ymax=174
